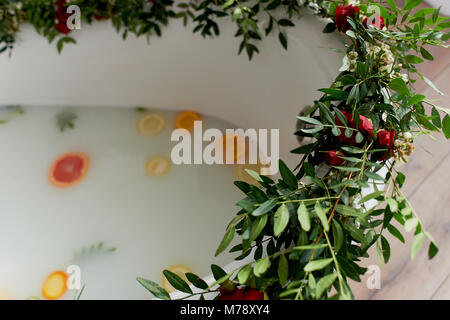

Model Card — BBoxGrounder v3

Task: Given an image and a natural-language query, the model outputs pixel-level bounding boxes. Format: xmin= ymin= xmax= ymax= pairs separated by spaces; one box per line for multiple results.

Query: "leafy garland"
xmin=2 ymin=0 xmax=450 ymax=300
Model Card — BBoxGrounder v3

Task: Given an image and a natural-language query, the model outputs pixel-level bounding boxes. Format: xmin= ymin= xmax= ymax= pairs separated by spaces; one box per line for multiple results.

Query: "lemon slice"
xmin=162 ymin=265 xmax=192 ymax=293
xmin=174 ymin=111 xmax=201 ymax=132
xmin=137 ymin=113 xmax=166 ymax=137
xmin=146 ymin=156 xmax=171 ymax=177
xmin=216 ymin=134 xmax=246 ymax=163
xmin=42 ymin=271 xmax=68 ymax=300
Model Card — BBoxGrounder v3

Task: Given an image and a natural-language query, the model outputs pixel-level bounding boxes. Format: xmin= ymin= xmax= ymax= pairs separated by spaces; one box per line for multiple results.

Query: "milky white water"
xmin=0 ymin=106 xmax=246 ymax=299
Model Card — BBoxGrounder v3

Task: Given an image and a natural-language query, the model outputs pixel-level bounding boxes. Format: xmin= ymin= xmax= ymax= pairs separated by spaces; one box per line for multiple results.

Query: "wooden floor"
xmin=351 ymin=37 xmax=450 ymax=299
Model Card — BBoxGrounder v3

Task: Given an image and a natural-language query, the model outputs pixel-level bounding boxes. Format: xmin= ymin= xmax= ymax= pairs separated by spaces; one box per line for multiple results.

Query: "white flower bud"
xmin=403 ymin=132 xmax=412 ymax=140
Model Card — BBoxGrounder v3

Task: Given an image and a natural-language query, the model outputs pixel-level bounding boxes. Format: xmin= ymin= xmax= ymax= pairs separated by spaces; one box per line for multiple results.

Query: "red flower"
xmin=359 ymin=115 xmax=374 ymax=137
xmin=377 ymin=130 xmax=396 ymax=159
xmin=55 ymin=0 xmax=71 ymax=34
xmin=335 ymin=5 xmax=359 ymax=33
xmin=325 ymin=151 xmax=345 ymax=166
xmin=218 ymin=288 xmax=264 ymax=300
xmin=377 ymin=130 xmax=396 ymax=147
xmin=363 ymin=14 xmax=385 ymax=30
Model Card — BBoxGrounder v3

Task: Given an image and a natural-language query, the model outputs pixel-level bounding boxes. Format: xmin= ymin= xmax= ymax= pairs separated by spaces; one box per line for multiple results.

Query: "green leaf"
xmin=442 ymin=115 xmax=450 ymax=139
xmin=411 ymin=232 xmax=425 ymax=259
xmin=428 ymin=241 xmax=439 ymax=259
xmin=420 ymin=47 xmax=434 ymax=61
xmin=422 ymin=75 xmax=445 ymax=96
xmin=237 ymin=264 xmax=252 ymax=284
xmin=215 ymin=225 xmax=235 ymax=256
xmin=404 ymin=55 xmax=424 ymax=64
xmin=386 ymin=198 xmax=398 ymax=212
xmin=297 ymin=202 xmax=311 ymax=232
xmin=380 ymin=235 xmax=391 ymax=263
xmin=388 ymin=78 xmax=410 ymax=96
xmin=408 ymin=94 xmax=425 ymax=106
xmin=315 ymin=273 xmax=338 ymax=298
xmin=293 ymin=244 xmax=328 ymax=250
xmin=245 ymin=169 xmax=263 ymax=182
xmin=278 ymin=32 xmax=287 ymax=50
xmin=254 ymin=257 xmax=270 ymax=277
xmin=404 ymin=0 xmax=423 ymax=11
xmin=304 ymin=258 xmax=333 ymax=272
xmin=335 ymin=204 xmax=361 ymax=217
xmin=278 ymin=19 xmax=295 ymax=27
xmin=211 ymin=264 xmax=227 ymax=280
xmin=387 ymin=224 xmax=405 ymax=243
xmin=318 ymin=102 xmax=335 ymax=125
xmin=404 ymin=218 xmax=418 ymax=232
xmin=297 ymin=116 xmax=323 ymax=126
xmin=185 ymin=273 xmax=208 ymax=290
xmin=162 ymin=270 xmax=192 ymax=294
xmin=355 ymin=132 xmax=364 ymax=143
xmin=359 ymin=190 xmax=384 ymax=204
xmin=315 ymin=202 xmax=329 ymax=231
xmin=136 ymin=277 xmax=171 ymax=300
xmin=279 ymin=160 xmax=298 ymax=189
xmin=364 ymin=171 xmax=385 ymax=181
xmin=252 ymin=198 xmax=277 ymax=216
xmin=250 ymin=214 xmax=268 ymax=242
xmin=273 ymin=204 xmax=290 ymax=236
xmin=332 ymin=220 xmax=344 ymax=252
xmin=278 ymin=254 xmax=289 ymax=286
xmin=222 ymin=0 xmax=234 ymax=9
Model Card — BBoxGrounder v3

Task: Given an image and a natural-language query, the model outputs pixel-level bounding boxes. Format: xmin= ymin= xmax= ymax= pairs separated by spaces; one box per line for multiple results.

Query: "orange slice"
xmin=137 ymin=113 xmax=166 ymax=137
xmin=216 ymin=134 xmax=246 ymax=163
xmin=162 ymin=265 xmax=192 ymax=293
xmin=174 ymin=111 xmax=201 ymax=132
xmin=146 ymin=156 xmax=171 ymax=177
xmin=42 ymin=271 xmax=68 ymax=300
xmin=236 ymin=163 xmax=269 ymax=185
xmin=49 ymin=152 xmax=89 ymax=188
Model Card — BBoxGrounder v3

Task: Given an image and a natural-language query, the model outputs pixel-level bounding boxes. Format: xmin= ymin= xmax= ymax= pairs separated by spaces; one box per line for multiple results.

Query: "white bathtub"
xmin=0 ymin=11 xmax=344 ymax=299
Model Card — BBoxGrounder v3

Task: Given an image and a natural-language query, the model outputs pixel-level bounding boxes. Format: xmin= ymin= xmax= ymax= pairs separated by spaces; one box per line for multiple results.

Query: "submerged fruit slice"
xmin=236 ymin=163 xmax=269 ymax=185
xmin=49 ymin=152 xmax=89 ymax=188
xmin=146 ymin=156 xmax=171 ymax=177
xmin=42 ymin=271 xmax=68 ymax=300
xmin=162 ymin=265 xmax=192 ymax=293
xmin=216 ymin=134 xmax=246 ymax=163
xmin=174 ymin=111 xmax=201 ymax=132
xmin=138 ymin=113 xmax=166 ymax=137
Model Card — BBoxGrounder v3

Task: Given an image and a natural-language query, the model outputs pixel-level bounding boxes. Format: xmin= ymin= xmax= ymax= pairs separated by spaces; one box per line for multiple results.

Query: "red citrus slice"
xmin=49 ymin=152 xmax=90 ymax=188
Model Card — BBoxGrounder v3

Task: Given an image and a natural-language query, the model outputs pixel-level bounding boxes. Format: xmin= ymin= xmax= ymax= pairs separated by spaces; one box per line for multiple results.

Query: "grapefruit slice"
xmin=174 ymin=111 xmax=201 ymax=132
xmin=146 ymin=156 xmax=171 ymax=177
xmin=42 ymin=271 xmax=68 ymax=300
xmin=162 ymin=265 xmax=192 ymax=293
xmin=49 ymin=152 xmax=89 ymax=188
xmin=137 ymin=113 xmax=166 ymax=137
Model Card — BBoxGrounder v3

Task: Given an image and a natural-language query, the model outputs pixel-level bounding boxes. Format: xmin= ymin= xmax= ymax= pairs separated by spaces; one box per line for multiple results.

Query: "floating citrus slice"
xmin=146 ymin=156 xmax=171 ymax=177
xmin=49 ymin=152 xmax=89 ymax=188
xmin=137 ymin=113 xmax=166 ymax=137
xmin=236 ymin=163 xmax=269 ymax=185
xmin=162 ymin=265 xmax=192 ymax=293
xmin=174 ymin=111 xmax=201 ymax=132
xmin=42 ymin=271 xmax=68 ymax=300
xmin=216 ymin=134 xmax=246 ymax=163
